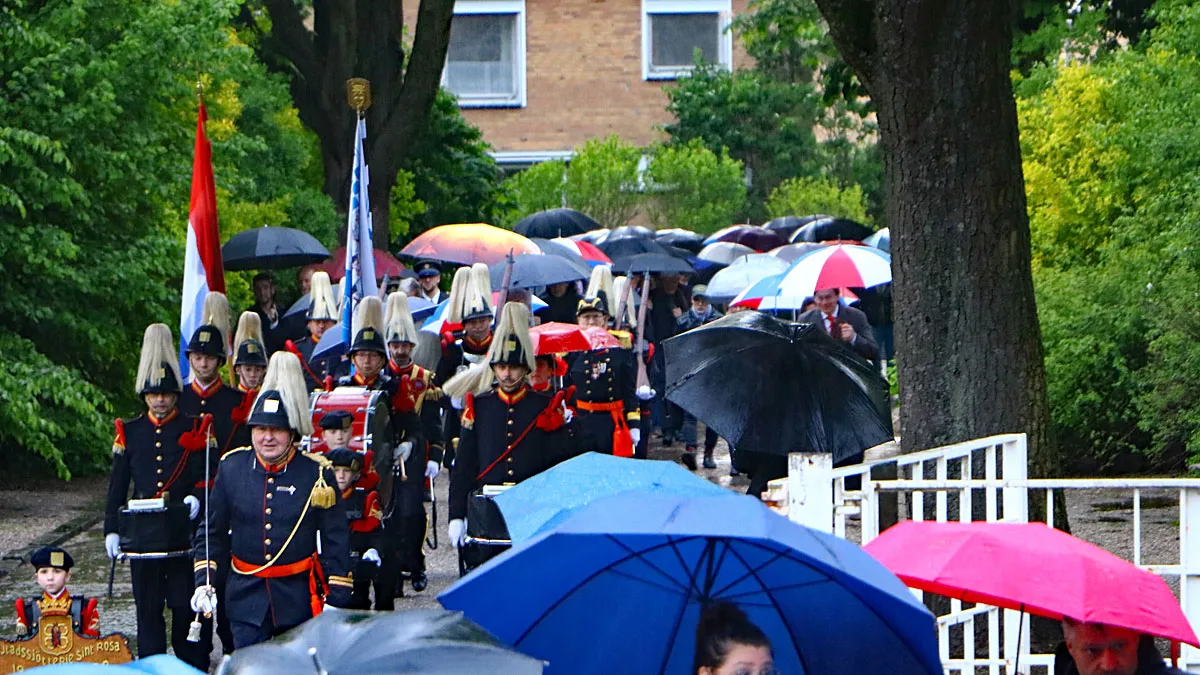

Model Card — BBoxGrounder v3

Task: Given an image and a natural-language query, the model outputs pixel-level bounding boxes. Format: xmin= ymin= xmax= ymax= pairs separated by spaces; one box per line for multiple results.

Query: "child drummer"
xmin=14 ymin=547 xmax=100 ymax=638
xmin=318 ymin=410 xmax=379 ymax=491
xmin=327 ymin=448 xmax=383 ymax=610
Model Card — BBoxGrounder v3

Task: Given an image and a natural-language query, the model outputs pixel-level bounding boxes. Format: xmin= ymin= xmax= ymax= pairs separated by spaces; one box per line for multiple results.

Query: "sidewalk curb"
xmin=0 ymin=497 xmax=105 ymax=581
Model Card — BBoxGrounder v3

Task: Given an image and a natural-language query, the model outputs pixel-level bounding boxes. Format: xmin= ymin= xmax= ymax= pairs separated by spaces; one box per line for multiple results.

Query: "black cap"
xmin=492 ymin=332 xmax=530 ymax=367
xmin=349 ymin=327 xmax=387 ymax=356
xmin=141 ymin=361 xmax=182 ymax=395
xmin=235 ymin=339 xmax=268 ymax=367
xmin=30 ymin=547 xmax=73 ymax=571
xmin=577 ymin=291 xmax=610 ymax=317
xmin=186 ymin=324 xmax=226 ymax=361
xmin=319 ymin=410 xmax=354 ymax=432
xmin=326 ymin=447 xmax=362 ymax=471
xmin=414 ymin=260 xmax=442 ymax=278
xmin=247 ymin=390 xmax=293 ymax=431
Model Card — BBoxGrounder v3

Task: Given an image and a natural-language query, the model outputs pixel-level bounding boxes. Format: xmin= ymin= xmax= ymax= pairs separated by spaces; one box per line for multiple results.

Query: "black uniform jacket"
xmin=194 ymin=447 xmax=352 ymax=627
xmin=449 ymin=385 xmax=571 ymax=520
xmin=105 ymin=409 xmax=206 ymax=535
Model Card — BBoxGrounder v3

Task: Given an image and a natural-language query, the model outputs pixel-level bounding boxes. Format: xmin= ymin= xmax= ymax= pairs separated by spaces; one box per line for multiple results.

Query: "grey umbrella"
xmin=219 ymin=609 xmax=544 ymax=675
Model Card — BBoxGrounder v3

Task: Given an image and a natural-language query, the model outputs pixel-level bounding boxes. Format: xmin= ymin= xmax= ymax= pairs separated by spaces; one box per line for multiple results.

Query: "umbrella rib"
xmin=717 ymin=577 xmax=833 ymax=602
xmin=722 ymin=542 xmax=813 ymax=675
xmin=606 ymin=535 xmax=697 ymax=596
xmin=602 ymin=566 xmax=701 ymax=597
xmin=708 ymin=547 xmax=800 ymax=599
xmin=657 ymin=537 xmax=718 ymax=675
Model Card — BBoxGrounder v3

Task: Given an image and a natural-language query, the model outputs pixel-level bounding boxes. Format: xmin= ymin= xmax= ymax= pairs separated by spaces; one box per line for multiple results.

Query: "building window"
xmin=445 ymin=1 xmax=526 ymax=107
xmin=643 ymin=0 xmax=732 ymax=80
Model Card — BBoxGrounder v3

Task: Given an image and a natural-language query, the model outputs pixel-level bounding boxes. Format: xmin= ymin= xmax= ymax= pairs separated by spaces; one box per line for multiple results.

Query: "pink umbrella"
xmin=864 ymin=520 xmax=1199 ymax=646
xmin=318 ymin=246 xmax=406 ymax=282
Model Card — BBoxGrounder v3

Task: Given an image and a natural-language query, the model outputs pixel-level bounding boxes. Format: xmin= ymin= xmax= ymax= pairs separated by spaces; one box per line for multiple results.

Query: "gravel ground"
xmin=0 ymin=433 xmax=1185 ymax=671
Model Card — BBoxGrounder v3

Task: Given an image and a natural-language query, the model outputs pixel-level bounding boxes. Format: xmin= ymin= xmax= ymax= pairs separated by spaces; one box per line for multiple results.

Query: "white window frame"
xmin=444 ymin=0 xmax=527 ymax=108
xmin=642 ymin=0 xmax=733 ymax=81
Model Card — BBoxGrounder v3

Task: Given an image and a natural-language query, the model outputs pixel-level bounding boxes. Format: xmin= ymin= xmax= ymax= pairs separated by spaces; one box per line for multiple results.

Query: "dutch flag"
xmin=179 ymin=101 xmax=225 ymax=380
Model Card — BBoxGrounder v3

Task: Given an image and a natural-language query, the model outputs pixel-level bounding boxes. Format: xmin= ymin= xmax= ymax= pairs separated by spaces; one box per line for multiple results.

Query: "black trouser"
xmin=214 ymin=559 xmax=234 ymax=654
xmin=349 ymin=557 xmax=377 ymax=610
xmin=230 ymin=612 xmax=300 ymax=650
xmin=576 ymin=409 xmax=618 ymax=455
xmin=129 ymin=557 xmax=207 ymax=669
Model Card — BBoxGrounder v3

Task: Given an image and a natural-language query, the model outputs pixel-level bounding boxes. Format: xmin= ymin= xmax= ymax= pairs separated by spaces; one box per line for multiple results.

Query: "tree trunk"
xmin=252 ymin=0 xmax=455 ymax=249
xmin=813 ymin=1 xmax=1059 ymax=492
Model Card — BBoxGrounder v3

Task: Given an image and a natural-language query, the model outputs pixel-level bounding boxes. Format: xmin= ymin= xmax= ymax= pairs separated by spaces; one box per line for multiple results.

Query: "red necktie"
xmin=826 ymin=315 xmax=836 ymax=334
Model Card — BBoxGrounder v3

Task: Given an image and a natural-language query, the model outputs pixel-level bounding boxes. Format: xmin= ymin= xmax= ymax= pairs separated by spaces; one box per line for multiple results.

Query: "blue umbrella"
xmin=311 ymin=323 xmax=347 ymax=363
xmin=864 ymin=227 xmax=890 ymax=253
xmin=27 ymin=655 xmax=203 ymax=675
xmin=493 ymin=452 xmax=728 ymax=544
xmin=440 ymin=493 xmax=941 ymax=675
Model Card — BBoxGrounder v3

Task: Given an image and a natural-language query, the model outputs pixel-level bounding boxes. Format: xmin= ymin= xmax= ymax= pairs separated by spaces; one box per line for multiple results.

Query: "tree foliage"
xmin=0 ymin=0 xmax=336 ymax=477
xmin=766 ymin=176 xmax=872 ymax=224
xmin=644 ymin=140 xmax=746 ymax=234
xmin=1023 ymin=0 xmax=1200 ymax=471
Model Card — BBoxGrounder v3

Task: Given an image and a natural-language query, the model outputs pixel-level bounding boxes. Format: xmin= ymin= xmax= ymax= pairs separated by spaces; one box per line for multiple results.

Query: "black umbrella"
xmin=513 ymin=208 xmax=599 ymax=239
xmin=598 ymin=236 xmax=670 ymax=260
xmin=612 ymin=253 xmax=694 ymax=275
xmin=606 ymin=224 xmax=655 ymax=241
xmin=489 ymin=253 xmax=590 ymax=289
xmin=763 ymin=214 xmax=829 ymax=236
xmin=223 ymin=226 xmax=332 ymax=271
xmin=664 ymin=311 xmax=892 ymax=462
xmin=222 ymin=609 xmax=544 ymax=674
xmin=654 ymin=228 xmax=705 ymax=253
xmin=790 ymin=217 xmax=875 ymax=243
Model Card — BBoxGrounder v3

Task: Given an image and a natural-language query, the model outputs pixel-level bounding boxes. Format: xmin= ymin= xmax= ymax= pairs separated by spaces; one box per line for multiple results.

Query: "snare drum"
xmin=305 ymin=387 xmax=395 ymax=505
xmin=118 ymin=503 xmax=191 ymax=558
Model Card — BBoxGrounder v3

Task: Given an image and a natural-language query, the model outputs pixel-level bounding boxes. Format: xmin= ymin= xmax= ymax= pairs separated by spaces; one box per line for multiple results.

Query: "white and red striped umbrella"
xmin=551 ymin=237 xmax=612 ymax=267
xmin=776 ymin=244 xmax=891 ymax=297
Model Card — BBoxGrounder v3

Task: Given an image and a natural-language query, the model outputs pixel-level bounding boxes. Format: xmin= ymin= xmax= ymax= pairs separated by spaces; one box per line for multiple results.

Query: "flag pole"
xmin=342 ymin=78 xmax=374 ymax=355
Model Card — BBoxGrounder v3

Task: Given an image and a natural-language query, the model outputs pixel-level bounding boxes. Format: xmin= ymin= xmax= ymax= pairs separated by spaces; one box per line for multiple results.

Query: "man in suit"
xmin=799 ymin=288 xmax=879 ymax=360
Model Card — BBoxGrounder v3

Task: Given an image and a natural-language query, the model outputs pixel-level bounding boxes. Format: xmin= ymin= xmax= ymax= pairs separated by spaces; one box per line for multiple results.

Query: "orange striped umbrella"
xmin=400 ymin=223 xmax=541 ymax=267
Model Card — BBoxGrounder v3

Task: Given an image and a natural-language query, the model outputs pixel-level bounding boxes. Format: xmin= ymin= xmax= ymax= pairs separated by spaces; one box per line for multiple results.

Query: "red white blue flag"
xmin=179 ymin=102 xmax=225 ymax=379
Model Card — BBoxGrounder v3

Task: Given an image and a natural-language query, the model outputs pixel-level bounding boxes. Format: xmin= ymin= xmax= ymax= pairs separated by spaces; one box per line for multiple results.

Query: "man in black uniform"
xmin=228 ymin=310 xmax=269 ymax=453
xmin=567 ymin=292 xmax=640 ymax=456
xmin=446 ymin=303 xmax=572 ymax=566
xmin=191 ymin=352 xmax=352 ymax=649
xmin=384 ymin=292 xmax=443 ymax=592
xmin=180 ymin=292 xmax=243 ymax=458
xmin=337 ymin=296 xmax=421 ymax=606
xmin=434 ymin=265 xmax=495 ymax=467
xmin=292 ymin=270 xmax=344 ymax=391
xmin=411 ymin=260 xmax=448 ymax=304
xmin=104 ymin=324 xmax=209 ymax=668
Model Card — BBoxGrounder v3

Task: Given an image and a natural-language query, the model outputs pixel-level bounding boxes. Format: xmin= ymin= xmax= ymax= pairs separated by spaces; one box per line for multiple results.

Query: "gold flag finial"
xmin=346 ymin=78 xmax=371 ymax=113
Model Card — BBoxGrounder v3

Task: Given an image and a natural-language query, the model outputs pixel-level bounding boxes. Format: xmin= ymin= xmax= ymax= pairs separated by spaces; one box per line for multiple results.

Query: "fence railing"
xmin=781 ymin=433 xmax=1200 ymax=674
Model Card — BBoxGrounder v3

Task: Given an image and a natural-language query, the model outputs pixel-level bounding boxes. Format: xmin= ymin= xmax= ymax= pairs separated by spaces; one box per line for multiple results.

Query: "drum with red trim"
xmin=304 ymin=387 xmax=395 ymax=506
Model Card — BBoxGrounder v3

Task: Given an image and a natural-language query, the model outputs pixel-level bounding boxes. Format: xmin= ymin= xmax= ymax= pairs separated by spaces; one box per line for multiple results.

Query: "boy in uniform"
xmin=14 ymin=547 xmax=99 ymax=638
xmin=328 ymin=448 xmax=383 ymax=610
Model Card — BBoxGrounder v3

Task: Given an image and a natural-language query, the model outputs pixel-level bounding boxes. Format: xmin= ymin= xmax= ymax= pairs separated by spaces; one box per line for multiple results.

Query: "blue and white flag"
xmin=342 ymin=117 xmax=378 ymax=345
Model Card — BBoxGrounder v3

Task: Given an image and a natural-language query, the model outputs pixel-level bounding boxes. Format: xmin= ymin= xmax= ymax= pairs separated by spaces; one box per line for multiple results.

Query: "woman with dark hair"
xmin=694 ymin=601 xmax=776 ymax=675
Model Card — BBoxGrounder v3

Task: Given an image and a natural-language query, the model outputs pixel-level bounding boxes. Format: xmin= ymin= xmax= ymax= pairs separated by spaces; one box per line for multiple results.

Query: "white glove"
xmin=104 ymin=533 xmax=121 ymax=559
xmin=630 ymin=428 xmax=642 ymax=447
xmin=362 ymin=548 xmax=382 ymax=566
xmin=562 ymin=405 xmax=574 ymax=424
xmin=184 ymin=495 xmax=200 ymax=521
xmin=425 ymin=460 xmax=440 ymax=479
xmin=448 ymin=519 xmax=467 ymax=549
xmin=397 ymin=441 xmax=413 ymax=464
xmin=636 ymin=385 xmax=656 ymax=401
xmin=451 ymin=395 xmax=465 ymax=410
xmin=190 ymin=585 xmax=217 ymax=614
xmin=322 ymin=604 xmax=341 ymax=613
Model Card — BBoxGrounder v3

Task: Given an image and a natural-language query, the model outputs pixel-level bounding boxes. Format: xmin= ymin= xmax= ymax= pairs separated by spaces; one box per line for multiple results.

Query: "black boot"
xmin=681 ymin=447 xmax=697 ymax=471
xmin=703 ymin=448 xmax=716 ymax=469
xmin=411 ymin=571 xmax=428 ymax=592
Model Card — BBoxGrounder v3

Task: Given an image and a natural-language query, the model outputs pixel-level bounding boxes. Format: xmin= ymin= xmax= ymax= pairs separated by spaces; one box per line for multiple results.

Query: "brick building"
xmin=419 ymin=0 xmax=752 ymax=168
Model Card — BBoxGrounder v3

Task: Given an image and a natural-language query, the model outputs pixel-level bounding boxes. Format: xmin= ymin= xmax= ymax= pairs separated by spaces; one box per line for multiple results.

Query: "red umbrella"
xmin=400 ymin=223 xmax=541 ymax=266
xmin=529 ymin=323 xmax=620 ymax=355
xmin=864 ymin=521 xmax=1199 ymax=646
xmin=318 ymin=246 xmax=406 ymax=282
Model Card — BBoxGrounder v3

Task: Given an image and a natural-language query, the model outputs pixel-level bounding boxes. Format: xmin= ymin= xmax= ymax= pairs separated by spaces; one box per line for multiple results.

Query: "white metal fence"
xmin=782 ymin=433 xmax=1200 ymax=674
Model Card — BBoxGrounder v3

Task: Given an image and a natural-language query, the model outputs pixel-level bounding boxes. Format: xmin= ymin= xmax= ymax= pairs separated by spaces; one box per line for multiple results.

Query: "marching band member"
xmin=568 ymin=291 xmax=640 ymax=457
xmin=228 ymin=311 xmax=269 ymax=453
xmin=181 ymin=292 xmax=243 ymax=457
xmin=384 ymin=291 xmax=443 ymax=593
xmin=445 ymin=303 xmax=573 ymax=567
xmin=434 ymin=265 xmax=495 ymax=467
xmin=105 ymin=324 xmax=209 ymax=668
xmin=191 ymin=352 xmax=352 ymax=648
xmin=327 ymin=448 xmax=383 ymax=610
xmin=292 ymin=271 xmax=344 ymax=391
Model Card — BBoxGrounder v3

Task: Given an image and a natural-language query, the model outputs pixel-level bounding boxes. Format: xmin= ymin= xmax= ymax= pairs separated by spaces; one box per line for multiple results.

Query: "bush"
xmin=505 ymin=160 xmax=567 ymax=224
xmin=644 ymin=140 xmax=746 ymax=234
xmin=765 ymin=176 xmax=872 ymax=224
xmin=564 ymin=135 xmax=643 ymax=228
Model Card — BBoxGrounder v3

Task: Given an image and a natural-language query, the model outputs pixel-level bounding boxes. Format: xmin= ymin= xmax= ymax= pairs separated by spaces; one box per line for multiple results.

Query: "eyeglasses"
xmin=732 ymin=667 xmax=779 ymax=675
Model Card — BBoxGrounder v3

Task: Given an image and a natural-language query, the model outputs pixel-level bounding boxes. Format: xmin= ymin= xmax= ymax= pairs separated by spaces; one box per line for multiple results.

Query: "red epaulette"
xmin=112 ymin=419 xmax=126 ymax=455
